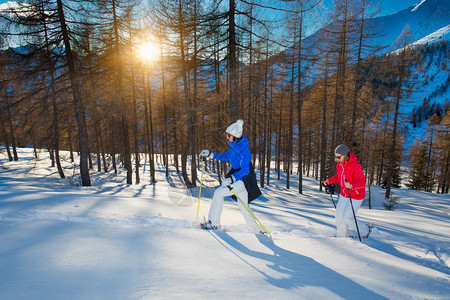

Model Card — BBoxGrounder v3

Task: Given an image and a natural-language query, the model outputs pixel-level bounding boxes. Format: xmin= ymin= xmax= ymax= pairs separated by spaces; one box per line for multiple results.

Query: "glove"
xmin=221 ymin=175 xmax=236 ymax=187
xmin=199 ymin=149 xmax=214 ymax=159
xmin=222 ymin=178 xmax=232 ymax=187
xmin=324 ymin=182 xmax=335 ymax=195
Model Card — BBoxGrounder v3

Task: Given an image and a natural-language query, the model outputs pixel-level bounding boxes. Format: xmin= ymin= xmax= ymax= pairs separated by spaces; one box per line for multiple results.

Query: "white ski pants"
xmin=336 ymin=194 xmax=369 ymax=237
xmin=208 ymin=180 xmax=260 ymax=232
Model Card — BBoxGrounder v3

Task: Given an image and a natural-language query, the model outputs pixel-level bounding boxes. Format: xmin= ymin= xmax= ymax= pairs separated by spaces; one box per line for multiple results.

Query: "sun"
xmin=137 ymin=42 xmax=160 ymax=62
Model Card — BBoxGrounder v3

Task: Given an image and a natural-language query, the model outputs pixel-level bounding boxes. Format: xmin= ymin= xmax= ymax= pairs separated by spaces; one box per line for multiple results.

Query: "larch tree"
xmin=384 ymin=25 xmax=416 ymax=199
xmin=0 ymin=0 xmax=92 ymax=185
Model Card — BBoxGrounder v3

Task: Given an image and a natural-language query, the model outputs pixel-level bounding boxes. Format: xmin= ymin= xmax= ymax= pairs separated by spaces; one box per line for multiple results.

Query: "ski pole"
xmin=323 ymin=181 xmax=337 ymax=209
xmin=329 ymin=190 xmax=337 ymax=209
xmin=196 ymin=158 xmax=206 ymax=219
xmin=345 ymin=179 xmax=361 ymax=242
xmin=228 ymin=186 xmax=271 ymax=237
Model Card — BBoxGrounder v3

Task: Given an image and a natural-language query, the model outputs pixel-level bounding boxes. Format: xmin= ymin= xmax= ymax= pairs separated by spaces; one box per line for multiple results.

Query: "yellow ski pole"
xmin=196 ymin=158 xmax=206 ymax=219
xmin=228 ymin=186 xmax=271 ymax=237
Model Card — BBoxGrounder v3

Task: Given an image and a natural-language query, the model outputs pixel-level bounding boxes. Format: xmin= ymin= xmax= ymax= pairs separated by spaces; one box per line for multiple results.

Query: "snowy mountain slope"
xmin=399 ymin=38 xmax=449 ymax=148
xmin=394 ymin=24 xmax=450 ymax=52
xmin=0 ymin=148 xmax=449 ymax=299
xmin=303 ymin=0 xmax=449 ymax=59
xmin=368 ymin=0 xmax=450 ymax=53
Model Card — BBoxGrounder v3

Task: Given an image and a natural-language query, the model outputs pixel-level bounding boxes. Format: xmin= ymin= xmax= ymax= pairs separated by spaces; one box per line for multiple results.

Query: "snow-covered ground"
xmin=392 ymin=24 xmax=450 ymax=55
xmin=0 ymin=148 xmax=449 ymax=299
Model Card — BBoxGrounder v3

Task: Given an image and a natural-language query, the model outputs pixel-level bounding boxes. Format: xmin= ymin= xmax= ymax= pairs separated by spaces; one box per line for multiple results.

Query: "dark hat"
xmin=335 ymin=144 xmax=350 ymax=156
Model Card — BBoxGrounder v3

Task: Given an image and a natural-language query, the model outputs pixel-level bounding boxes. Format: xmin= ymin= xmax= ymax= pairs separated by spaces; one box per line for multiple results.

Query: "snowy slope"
xmin=305 ymin=0 xmax=449 ymax=57
xmin=369 ymin=0 xmax=450 ymax=53
xmin=396 ymin=24 xmax=450 ymax=51
xmin=399 ymin=36 xmax=449 ymax=149
xmin=0 ymin=148 xmax=449 ymax=299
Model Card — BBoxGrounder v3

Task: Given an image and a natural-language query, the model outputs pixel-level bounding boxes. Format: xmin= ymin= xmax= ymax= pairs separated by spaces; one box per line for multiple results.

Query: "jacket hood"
xmin=347 ymin=152 xmax=358 ymax=163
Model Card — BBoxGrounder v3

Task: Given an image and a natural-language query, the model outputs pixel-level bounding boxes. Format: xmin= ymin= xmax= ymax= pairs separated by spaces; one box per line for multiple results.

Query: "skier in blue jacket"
xmin=199 ymin=119 xmax=260 ymax=232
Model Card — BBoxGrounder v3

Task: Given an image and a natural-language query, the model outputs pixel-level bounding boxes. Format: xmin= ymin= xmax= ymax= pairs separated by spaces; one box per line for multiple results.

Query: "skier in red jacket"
xmin=324 ymin=144 xmax=370 ymax=238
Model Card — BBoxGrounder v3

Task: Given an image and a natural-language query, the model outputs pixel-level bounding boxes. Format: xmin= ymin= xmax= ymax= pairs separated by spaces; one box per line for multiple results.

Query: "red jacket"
xmin=328 ymin=152 xmax=366 ymax=200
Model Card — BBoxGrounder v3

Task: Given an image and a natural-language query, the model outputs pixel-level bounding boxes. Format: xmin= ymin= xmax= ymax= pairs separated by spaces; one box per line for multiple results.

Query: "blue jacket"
xmin=213 ymin=135 xmax=251 ymax=181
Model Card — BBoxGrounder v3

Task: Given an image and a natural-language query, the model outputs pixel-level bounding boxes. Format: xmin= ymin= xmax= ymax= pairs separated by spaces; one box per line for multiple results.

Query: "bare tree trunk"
xmin=41 ymin=5 xmax=64 ymax=179
xmin=333 ymin=0 xmax=349 ymax=143
xmin=229 ymin=0 xmax=238 ymax=120
xmin=142 ymin=70 xmax=156 ymax=183
xmin=95 ymin=123 xmax=102 ymax=172
xmin=385 ymin=59 xmax=406 ymax=199
xmin=1 ymin=62 xmax=18 ymax=162
xmin=260 ymin=41 xmax=269 ymax=187
xmin=320 ymin=56 xmax=329 ymax=190
xmin=376 ymin=111 xmax=389 ymax=185
xmin=67 ymin=123 xmax=74 ymax=163
xmin=385 ymin=26 xmax=413 ymax=198
xmin=56 ymin=0 xmax=90 ymax=186
xmin=265 ymin=66 xmax=274 ymax=186
xmin=112 ymin=0 xmax=132 ymax=184
xmin=286 ymin=82 xmax=294 ymax=189
xmin=177 ymin=0 xmax=193 ymax=188
xmin=4 ymin=95 xmax=18 ymax=161
xmin=296 ymin=7 xmax=304 ymax=194
xmin=129 ymin=36 xmax=140 ymax=184
xmin=277 ymin=98 xmax=283 ymax=180
xmin=157 ymin=27 xmax=169 ymax=177
xmin=350 ymin=0 xmax=366 ymax=146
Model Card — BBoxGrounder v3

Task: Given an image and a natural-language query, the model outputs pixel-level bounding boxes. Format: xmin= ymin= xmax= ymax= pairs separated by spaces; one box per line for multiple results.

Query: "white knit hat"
xmin=226 ymin=119 xmax=244 ymax=138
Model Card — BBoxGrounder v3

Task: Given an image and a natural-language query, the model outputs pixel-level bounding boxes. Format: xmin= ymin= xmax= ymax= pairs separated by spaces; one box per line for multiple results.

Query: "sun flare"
xmin=137 ymin=42 xmax=160 ymax=62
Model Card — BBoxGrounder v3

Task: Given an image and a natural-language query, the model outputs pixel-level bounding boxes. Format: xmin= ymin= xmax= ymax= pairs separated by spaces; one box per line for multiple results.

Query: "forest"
xmin=0 ymin=0 xmax=448 ymax=198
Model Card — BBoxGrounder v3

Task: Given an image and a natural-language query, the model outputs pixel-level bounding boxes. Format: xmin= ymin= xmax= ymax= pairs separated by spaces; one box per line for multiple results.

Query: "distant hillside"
xmin=298 ymin=0 xmax=449 ymax=149
xmin=404 ymin=40 xmax=449 ymax=147
xmin=303 ymin=0 xmax=449 ymax=57
xmin=368 ymin=0 xmax=450 ymax=53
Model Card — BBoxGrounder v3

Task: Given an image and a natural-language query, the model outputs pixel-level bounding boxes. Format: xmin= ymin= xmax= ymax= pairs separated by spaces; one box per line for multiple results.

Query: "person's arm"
xmin=213 ymin=149 xmax=230 ymax=162
xmin=326 ymin=174 xmax=338 ymax=185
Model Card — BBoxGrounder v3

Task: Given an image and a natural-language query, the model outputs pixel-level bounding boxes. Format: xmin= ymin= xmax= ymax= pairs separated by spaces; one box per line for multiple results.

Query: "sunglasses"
xmin=335 ymin=155 xmax=342 ymax=160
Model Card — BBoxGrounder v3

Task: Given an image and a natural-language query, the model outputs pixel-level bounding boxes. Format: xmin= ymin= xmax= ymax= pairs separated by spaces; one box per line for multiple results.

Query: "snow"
xmin=410 ymin=24 xmax=450 ymax=45
xmin=393 ymin=24 xmax=450 ymax=54
xmin=366 ymin=0 xmax=450 ymax=54
xmin=0 ymin=148 xmax=449 ymax=299
xmin=412 ymin=0 xmax=427 ymax=12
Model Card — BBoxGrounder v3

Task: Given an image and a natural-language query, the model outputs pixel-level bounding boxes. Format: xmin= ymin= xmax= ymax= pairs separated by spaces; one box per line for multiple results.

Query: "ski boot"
xmin=199 ymin=219 xmax=217 ymax=230
xmin=361 ymin=223 xmax=374 ymax=239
